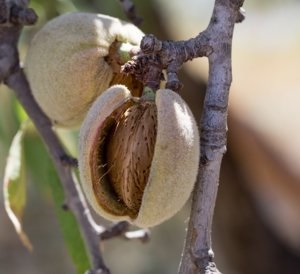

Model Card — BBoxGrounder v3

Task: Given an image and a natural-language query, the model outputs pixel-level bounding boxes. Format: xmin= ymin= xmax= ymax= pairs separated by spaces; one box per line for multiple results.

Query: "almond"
xmin=78 ymin=85 xmax=200 ymax=227
xmin=25 ymin=12 xmax=144 ymax=128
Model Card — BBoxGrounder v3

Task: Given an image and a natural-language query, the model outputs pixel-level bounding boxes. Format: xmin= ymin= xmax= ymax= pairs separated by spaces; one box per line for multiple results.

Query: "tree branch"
xmin=179 ymin=1 xmax=244 ymax=273
xmin=122 ymin=0 xmax=245 ymax=273
xmin=0 ymin=1 xmax=110 ymax=273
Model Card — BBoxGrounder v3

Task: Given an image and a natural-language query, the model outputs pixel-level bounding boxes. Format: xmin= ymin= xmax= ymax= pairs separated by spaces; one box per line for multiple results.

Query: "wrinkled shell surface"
xmin=78 ymin=85 xmax=200 ymax=227
xmin=25 ymin=12 xmax=144 ymax=128
xmin=106 ymin=101 xmax=157 ymax=214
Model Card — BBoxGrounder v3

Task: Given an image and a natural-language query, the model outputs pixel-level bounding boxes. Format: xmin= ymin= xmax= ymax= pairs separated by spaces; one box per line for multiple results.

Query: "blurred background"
xmin=1 ymin=0 xmax=300 ymax=273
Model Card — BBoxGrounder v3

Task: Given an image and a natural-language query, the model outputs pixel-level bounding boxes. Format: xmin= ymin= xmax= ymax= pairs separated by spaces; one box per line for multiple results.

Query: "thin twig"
xmin=122 ymin=228 xmax=150 ymax=243
xmin=122 ymin=33 xmax=212 ymax=91
xmin=99 ymin=221 xmax=130 ymax=240
xmin=99 ymin=221 xmax=151 ymax=243
xmin=117 ymin=0 xmax=143 ymax=26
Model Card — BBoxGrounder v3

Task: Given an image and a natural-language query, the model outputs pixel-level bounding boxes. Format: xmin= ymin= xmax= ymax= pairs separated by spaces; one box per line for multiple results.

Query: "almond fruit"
xmin=78 ymin=85 xmax=200 ymax=227
xmin=25 ymin=12 xmax=144 ymax=128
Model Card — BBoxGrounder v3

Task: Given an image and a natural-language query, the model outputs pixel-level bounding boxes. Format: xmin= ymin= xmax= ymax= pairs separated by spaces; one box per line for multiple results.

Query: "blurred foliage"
xmin=3 ymin=122 xmax=32 ymax=251
xmin=0 ymin=97 xmax=90 ymax=273
xmin=24 ymin=128 xmax=90 ymax=273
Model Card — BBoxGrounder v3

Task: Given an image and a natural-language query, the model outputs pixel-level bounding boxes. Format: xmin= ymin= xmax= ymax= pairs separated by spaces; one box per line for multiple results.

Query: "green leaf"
xmin=47 ymin=164 xmax=91 ymax=274
xmin=3 ymin=122 xmax=32 ymax=251
xmin=13 ymin=99 xmax=28 ymax=124
xmin=23 ymin=128 xmax=90 ymax=273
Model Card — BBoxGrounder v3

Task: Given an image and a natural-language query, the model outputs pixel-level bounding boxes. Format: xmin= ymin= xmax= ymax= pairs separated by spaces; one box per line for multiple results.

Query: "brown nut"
xmin=78 ymin=85 xmax=200 ymax=227
xmin=25 ymin=12 xmax=144 ymax=128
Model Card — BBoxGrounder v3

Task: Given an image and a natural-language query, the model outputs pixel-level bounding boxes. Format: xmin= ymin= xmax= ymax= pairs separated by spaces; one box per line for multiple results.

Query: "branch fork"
xmin=122 ymin=1 xmax=245 ymax=273
xmin=122 ymin=33 xmax=211 ymax=91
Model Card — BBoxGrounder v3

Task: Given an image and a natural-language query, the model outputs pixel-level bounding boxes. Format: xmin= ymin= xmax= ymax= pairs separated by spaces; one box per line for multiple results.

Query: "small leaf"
xmin=47 ymin=161 xmax=91 ymax=273
xmin=3 ymin=122 xmax=32 ymax=251
xmin=13 ymin=99 xmax=28 ymax=124
xmin=24 ymin=130 xmax=90 ymax=273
